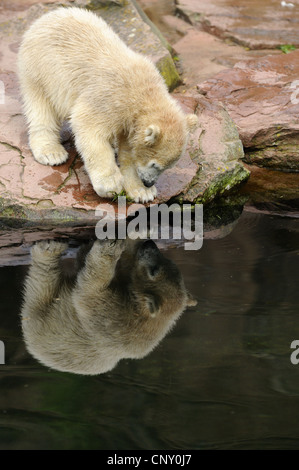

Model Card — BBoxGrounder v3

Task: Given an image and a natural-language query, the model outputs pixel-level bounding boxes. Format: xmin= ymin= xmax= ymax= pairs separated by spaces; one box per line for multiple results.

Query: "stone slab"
xmin=198 ymin=51 xmax=299 ymax=170
xmin=0 ymin=0 xmax=249 ymax=223
xmin=174 ymin=94 xmax=250 ymax=204
xmin=176 ymin=0 xmax=299 ymax=49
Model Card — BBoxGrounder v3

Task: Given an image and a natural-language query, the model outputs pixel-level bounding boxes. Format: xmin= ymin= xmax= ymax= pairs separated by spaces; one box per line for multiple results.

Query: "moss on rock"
xmin=177 ymin=97 xmax=250 ymax=204
xmin=156 ymin=55 xmax=181 ymax=90
xmin=194 ymin=163 xmax=250 ymax=204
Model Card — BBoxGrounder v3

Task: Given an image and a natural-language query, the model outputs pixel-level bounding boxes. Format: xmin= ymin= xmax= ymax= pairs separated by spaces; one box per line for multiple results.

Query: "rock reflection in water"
xmin=21 ymin=239 xmax=196 ymax=375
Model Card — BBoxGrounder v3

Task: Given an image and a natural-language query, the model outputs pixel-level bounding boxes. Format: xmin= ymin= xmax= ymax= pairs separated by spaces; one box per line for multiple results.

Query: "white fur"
xmin=18 ymin=7 xmax=198 ymax=202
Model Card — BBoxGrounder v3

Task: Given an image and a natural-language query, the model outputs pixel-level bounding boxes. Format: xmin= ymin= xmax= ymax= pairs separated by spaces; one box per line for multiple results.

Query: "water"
xmin=0 ymin=208 xmax=299 ymax=450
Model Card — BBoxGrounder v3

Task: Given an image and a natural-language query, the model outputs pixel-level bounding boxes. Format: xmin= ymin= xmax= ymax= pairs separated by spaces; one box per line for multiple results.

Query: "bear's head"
xmin=111 ymin=239 xmax=197 ymax=358
xmin=131 ymin=109 xmax=198 ymax=188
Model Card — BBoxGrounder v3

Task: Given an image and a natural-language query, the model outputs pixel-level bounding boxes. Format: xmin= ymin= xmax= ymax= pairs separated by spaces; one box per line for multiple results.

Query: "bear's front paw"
xmin=92 ymin=170 xmax=124 ymax=198
xmin=32 ymin=143 xmax=69 ymax=166
xmin=94 ymin=239 xmax=125 ymax=255
xmin=126 ymin=185 xmax=157 ymax=203
xmin=31 ymin=240 xmax=68 ymax=260
xmin=90 ymin=239 xmax=125 ymax=262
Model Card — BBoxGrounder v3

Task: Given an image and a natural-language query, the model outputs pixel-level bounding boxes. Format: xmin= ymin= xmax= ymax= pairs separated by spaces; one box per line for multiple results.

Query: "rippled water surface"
xmin=0 ymin=209 xmax=299 ymax=450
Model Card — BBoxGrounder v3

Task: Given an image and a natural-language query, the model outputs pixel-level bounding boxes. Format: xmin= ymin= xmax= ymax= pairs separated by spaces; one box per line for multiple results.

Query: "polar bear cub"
xmin=18 ymin=7 xmax=198 ymax=203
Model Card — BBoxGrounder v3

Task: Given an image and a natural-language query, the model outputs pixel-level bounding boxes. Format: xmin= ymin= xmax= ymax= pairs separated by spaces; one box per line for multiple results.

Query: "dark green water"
xmin=0 ymin=209 xmax=299 ymax=450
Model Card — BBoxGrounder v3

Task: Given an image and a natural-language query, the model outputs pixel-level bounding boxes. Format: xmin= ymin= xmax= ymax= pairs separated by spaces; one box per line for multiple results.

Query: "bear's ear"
xmin=186 ymin=292 xmax=197 ymax=307
xmin=144 ymin=124 xmax=160 ymax=145
xmin=186 ymin=114 xmax=198 ymax=133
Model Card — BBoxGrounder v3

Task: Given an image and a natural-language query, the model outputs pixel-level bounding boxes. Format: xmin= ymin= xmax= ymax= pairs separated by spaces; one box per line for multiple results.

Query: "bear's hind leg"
xmin=22 ymin=82 xmax=69 ymax=166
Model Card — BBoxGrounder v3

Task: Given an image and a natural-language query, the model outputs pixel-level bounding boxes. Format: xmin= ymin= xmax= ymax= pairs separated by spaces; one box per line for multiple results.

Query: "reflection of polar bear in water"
xmin=21 ymin=239 xmax=197 ymax=375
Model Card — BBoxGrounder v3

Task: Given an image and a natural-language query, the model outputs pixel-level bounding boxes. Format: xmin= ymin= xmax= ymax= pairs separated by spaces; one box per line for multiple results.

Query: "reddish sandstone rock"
xmin=198 ymin=51 xmax=299 ymax=170
xmin=176 ymin=0 xmax=299 ymax=49
xmin=172 ymin=28 xmax=282 ymax=87
xmin=136 ymin=0 xmax=177 ymax=43
xmin=174 ymin=94 xmax=249 ymax=204
xmin=138 ymin=1 xmax=281 ymax=88
xmin=173 ymin=29 xmax=251 ymax=86
xmin=0 ymin=0 xmax=249 ymax=224
xmin=0 ymin=0 xmax=182 ymax=222
xmin=240 ymin=164 xmax=299 ymax=203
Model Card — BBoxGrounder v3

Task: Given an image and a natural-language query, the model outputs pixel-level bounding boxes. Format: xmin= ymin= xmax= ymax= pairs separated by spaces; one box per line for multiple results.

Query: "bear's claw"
xmin=31 ymin=240 xmax=68 ymax=259
xmin=92 ymin=170 xmax=124 ymax=198
xmin=33 ymin=144 xmax=69 ymax=166
xmin=126 ymin=185 xmax=157 ymax=203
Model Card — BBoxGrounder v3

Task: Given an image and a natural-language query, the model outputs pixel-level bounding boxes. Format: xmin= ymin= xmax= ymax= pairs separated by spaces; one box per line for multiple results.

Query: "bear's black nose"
xmin=142 ymin=240 xmax=158 ymax=251
xmin=142 ymin=180 xmax=155 ymax=188
xmin=137 ymin=240 xmax=159 ymax=258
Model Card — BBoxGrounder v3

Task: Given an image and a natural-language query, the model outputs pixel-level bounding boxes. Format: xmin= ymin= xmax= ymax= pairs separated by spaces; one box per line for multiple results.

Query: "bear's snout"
xmin=142 ymin=179 xmax=155 ymax=188
xmin=137 ymin=164 xmax=160 ymax=188
xmin=137 ymin=240 xmax=160 ymax=262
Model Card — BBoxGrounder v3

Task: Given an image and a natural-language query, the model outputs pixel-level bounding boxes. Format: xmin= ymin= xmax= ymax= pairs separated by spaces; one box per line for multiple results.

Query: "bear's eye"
xmin=148 ymin=265 xmax=161 ymax=278
xmin=149 ymin=162 xmax=160 ymax=170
